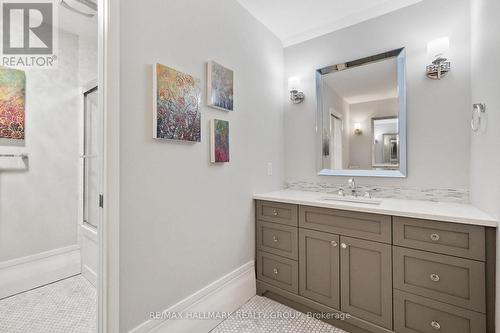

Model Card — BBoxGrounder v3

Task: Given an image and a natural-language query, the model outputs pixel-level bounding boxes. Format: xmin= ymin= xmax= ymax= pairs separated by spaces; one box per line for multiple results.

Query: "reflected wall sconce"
xmin=354 ymin=123 xmax=362 ymax=135
xmin=288 ymin=77 xmax=305 ymax=104
xmin=426 ymin=37 xmax=451 ymax=80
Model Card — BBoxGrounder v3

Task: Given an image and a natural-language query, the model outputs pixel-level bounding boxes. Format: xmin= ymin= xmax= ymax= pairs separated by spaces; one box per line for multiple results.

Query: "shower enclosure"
xmin=80 ymin=85 xmax=100 ymax=286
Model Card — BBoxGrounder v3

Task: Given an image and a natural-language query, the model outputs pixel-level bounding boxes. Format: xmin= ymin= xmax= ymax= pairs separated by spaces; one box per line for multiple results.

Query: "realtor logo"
xmin=1 ymin=0 xmax=58 ymax=68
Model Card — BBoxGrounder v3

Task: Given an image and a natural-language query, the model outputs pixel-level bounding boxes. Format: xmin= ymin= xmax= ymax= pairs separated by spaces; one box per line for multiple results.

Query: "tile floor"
xmin=212 ymin=296 xmax=347 ymax=333
xmin=0 ymin=278 xmax=345 ymax=333
xmin=0 ymin=275 xmax=96 ymax=333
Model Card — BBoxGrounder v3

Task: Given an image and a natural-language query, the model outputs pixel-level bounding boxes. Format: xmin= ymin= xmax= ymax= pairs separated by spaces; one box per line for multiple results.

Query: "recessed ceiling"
xmin=237 ymin=0 xmax=423 ymax=47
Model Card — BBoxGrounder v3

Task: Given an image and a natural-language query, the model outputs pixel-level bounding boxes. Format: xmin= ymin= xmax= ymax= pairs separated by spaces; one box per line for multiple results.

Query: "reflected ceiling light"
xmin=60 ymin=0 xmax=97 ymax=18
xmin=354 ymin=123 xmax=362 ymax=135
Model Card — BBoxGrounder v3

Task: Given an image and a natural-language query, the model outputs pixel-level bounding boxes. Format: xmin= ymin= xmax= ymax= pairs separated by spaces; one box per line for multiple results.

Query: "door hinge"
xmin=99 ymin=194 xmax=104 ymax=208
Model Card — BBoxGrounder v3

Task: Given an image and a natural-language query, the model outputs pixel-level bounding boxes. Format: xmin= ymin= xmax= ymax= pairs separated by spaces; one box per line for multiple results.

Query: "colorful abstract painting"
xmin=154 ymin=63 xmax=201 ymax=142
xmin=0 ymin=67 xmax=25 ymax=139
xmin=207 ymin=61 xmax=233 ymax=111
xmin=210 ymin=119 xmax=229 ymax=163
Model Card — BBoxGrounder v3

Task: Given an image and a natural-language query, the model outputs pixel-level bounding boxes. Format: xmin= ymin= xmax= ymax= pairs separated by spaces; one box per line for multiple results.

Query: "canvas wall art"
xmin=207 ymin=61 xmax=233 ymax=111
xmin=210 ymin=119 xmax=229 ymax=163
xmin=154 ymin=63 xmax=201 ymax=142
xmin=0 ymin=67 xmax=26 ymax=139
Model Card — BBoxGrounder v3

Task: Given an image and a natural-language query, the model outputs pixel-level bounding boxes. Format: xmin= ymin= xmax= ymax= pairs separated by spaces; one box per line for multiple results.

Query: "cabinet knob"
xmin=273 ymin=235 xmax=279 ymax=243
xmin=272 ymin=209 xmax=278 ymax=216
xmin=273 ymin=268 xmax=279 ymax=275
xmin=341 ymin=243 xmax=348 ymax=249
xmin=430 ymin=273 xmax=440 ymax=282
xmin=430 ymin=233 xmax=440 ymax=241
xmin=331 ymin=240 xmax=338 ymax=247
xmin=430 ymin=321 xmax=441 ymax=330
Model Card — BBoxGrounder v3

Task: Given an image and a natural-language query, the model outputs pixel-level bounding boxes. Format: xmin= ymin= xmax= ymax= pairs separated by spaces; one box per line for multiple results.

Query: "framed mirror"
xmin=316 ymin=48 xmax=406 ymax=177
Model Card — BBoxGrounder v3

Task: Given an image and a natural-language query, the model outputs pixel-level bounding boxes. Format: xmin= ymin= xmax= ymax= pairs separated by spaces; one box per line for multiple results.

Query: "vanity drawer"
xmin=394 ymin=290 xmax=486 ymax=333
xmin=299 ymin=206 xmax=392 ymax=243
xmin=256 ymin=201 xmax=298 ymax=226
xmin=257 ymin=221 xmax=298 ymax=259
xmin=393 ymin=217 xmax=485 ymax=261
xmin=394 ymin=247 xmax=486 ymax=313
xmin=256 ymin=251 xmax=298 ymax=293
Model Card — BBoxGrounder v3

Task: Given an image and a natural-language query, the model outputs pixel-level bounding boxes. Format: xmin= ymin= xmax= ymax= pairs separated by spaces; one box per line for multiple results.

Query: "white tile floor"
xmin=211 ymin=296 xmax=347 ymax=333
xmin=0 ymin=277 xmax=345 ymax=333
xmin=0 ymin=275 xmax=96 ymax=333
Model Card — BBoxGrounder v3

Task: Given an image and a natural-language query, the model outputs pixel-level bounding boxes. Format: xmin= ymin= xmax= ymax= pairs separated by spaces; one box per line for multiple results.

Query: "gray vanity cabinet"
xmin=299 ymin=229 xmax=340 ymax=309
xmin=255 ymin=200 xmax=495 ymax=333
xmin=340 ymin=236 xmax=393 ymax=329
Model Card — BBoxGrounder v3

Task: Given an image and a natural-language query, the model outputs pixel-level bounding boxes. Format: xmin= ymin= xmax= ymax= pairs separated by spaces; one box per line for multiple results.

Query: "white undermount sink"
xmin=319 ymin=195 xmax=382 ymax=205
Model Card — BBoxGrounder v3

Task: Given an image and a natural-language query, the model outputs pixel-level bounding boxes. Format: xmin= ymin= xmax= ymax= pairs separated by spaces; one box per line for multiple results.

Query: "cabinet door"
xmin=340 ymin=236 xmax=392 ymax=330
xmin=299 ymin=229 xmax=340 ymax=309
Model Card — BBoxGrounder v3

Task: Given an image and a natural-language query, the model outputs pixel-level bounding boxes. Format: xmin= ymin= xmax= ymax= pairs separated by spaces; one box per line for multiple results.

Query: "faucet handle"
xmin=363 ymin=191 xmax=372 ymax=199
xmin=348 ymin=178 xmax=356 ymax=189
xmin=338 ymin=188 xmax=345 ymax=196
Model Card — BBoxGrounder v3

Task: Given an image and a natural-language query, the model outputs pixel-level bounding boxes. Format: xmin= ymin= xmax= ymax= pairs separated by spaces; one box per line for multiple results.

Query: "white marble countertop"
xmin=253 ymin=189 xmax=498 ymax=227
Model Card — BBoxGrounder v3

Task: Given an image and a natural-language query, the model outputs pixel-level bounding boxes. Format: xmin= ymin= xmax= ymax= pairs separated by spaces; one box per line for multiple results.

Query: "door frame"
xmin=98 ymin=0 xmax=120 ymax=332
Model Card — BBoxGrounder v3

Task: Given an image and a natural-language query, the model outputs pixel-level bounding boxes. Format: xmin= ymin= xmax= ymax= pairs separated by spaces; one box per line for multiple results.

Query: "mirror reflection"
xmin=318 ymin=48 xmax=406 ymax=177
xmin=372 ymin=117 xmax=399 ymax=168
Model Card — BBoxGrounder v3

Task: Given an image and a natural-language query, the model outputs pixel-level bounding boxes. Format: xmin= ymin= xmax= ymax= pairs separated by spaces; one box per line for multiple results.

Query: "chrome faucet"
xmin=348 ymin=178 xmax=357 ymax=197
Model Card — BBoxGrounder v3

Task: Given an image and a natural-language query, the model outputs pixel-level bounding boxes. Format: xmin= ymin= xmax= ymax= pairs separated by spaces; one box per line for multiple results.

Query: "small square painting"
xmin=154 ymin=63 xmax=201 ymax=142
xmin=210 ymin=119 xmax=229 ymax=163
xmin=0 ymin=67 xmax=26 ymax=139
xmin=207 ymin=61 xmax=233 ymax=111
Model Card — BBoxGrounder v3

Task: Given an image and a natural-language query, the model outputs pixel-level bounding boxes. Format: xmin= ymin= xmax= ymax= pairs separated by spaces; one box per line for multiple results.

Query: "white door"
xmin=331 ymin=116 xmax=343 ymax=169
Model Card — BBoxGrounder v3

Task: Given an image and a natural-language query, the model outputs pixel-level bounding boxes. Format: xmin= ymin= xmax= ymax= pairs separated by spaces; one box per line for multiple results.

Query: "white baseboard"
xmin=80 ymin=224 xmax=98 ymax=287
xmin=0 ymin=245 xmax=81 ymax=299
xmin=82 ymin=264 xmax=98 ymax=287
xmin=130 ymin=261 xmax=256 ymax=333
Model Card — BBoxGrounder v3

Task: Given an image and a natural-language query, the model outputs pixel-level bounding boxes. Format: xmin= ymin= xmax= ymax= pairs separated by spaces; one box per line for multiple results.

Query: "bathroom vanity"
xmin=254 ymin=190 xmax=497 ymax=333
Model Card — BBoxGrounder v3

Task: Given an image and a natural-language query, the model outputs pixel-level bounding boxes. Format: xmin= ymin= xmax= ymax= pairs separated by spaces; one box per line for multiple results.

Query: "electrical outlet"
xmin=267 ymin=162 xmax=273 ymax=176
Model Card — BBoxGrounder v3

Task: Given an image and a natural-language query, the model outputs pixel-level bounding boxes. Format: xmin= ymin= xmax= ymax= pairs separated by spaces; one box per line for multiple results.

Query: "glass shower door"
xmin=82 ymin=86 xmax=100 ymax=229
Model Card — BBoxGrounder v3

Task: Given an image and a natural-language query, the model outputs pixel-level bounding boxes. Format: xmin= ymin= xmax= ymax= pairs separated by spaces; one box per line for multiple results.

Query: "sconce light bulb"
xmin=288 ymin=77 xmax=301 ymax=91
xmin=427 ymin=37 xmax=450 ymax=59
xmin=288 ymin=77 xmax=305 ymax=103
xmin=354 ymin=123 xmax=362 ymax=135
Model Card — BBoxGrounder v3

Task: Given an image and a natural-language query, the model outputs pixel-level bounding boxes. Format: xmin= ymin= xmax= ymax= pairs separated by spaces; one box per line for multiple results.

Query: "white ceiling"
xmin=324 ymin=57 xmax=398 ymax=104
xmin=58 ymin=1 xmax=97 ymax=39
xmin=237 ymin=0 xmax=422 ymax=47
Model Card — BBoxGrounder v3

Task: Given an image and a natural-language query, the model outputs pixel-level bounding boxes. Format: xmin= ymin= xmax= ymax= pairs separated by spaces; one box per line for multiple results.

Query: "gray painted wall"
xmin=0 ymin=30 xmax=94 ymax=262
xmin=469 ymin=0 xmax=500 ymax=220
xmin=284 ymin=0 xmax=472 ymax=188
xmin=469 ymin=1 xmax=500 ymax=327
xmin=118 ymin=0 xmax=285 ymax=330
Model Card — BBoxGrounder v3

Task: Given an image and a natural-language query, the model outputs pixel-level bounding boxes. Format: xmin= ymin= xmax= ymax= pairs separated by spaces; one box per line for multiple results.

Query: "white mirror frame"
xmin=316 ymin=48 xmax=407 ymax=178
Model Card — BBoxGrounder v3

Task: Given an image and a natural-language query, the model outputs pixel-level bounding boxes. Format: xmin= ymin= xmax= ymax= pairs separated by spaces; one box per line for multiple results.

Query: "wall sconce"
xmin=288 ymin=77 xmax=305 ymax=104
xmin=354 ymin=123 xmax=362 ymax=135
xmin=426 ymin=37 xmax=451 ymax=80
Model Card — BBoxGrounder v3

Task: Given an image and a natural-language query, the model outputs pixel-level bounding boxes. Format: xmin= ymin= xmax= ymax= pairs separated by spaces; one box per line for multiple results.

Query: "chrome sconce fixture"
xmin=288 ymin=77 xmax=305 ymax=104
xmin=426 ymin=37 xmax=451 ymax=80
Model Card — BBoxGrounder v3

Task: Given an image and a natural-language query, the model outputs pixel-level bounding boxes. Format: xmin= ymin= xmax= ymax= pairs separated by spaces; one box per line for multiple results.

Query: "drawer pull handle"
xmin=430 ymin=273 xmax=440 ymax=282
xmin=273 ymin=268 xmax=279 ymax=275
xmin=331 ymin=241 xmax=338 ymax=247
xmin=341 ymin=243 xmax=348 ymax=249
xmin=430 ymin=321 xmax=441 ymax=330
xmin=430 ymin=233 xmax=440 ymax=241
xmin=273 ymin=235 xmax=279 ymax=243
xmin=272 ymin=209 xmax=278 ymax=216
